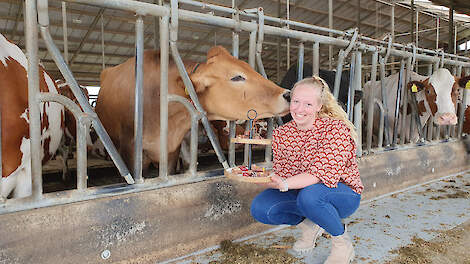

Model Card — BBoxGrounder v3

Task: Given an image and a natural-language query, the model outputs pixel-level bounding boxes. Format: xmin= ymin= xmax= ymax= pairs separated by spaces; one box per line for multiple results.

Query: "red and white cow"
xmin=363 ymin=68 xmax=467 ymax=144
xmin=1 ymin=33 xmax=64 ymax=199
xmin=96 ymin=46 xmax=290 ymax=174
xmin=457 ymin=77 xmax=470 ymax=134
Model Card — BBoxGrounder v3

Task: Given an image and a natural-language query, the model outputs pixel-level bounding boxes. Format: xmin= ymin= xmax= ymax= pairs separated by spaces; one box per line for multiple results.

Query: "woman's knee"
xmin=296 ymin=184 xmax=325 ymax=211
xmin=250 ymin=189 xmax=278 ymax=224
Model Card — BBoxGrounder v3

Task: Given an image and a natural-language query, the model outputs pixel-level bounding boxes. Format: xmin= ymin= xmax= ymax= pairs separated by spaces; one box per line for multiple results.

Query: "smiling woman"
xmin=250 ymin=76 xmax=362 ymax=264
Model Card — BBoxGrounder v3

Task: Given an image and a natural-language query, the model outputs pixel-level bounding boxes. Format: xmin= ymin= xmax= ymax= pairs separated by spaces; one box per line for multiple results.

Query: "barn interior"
xmin=1 ymin=0 xmax=470 ymax=263
xmin=1 ymin=0 xmax=470 ymax=86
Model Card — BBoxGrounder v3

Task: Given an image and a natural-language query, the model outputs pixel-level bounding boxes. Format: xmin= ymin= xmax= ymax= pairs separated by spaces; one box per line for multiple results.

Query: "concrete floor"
xmin=162 ymin=171 xmax=470 ymax=264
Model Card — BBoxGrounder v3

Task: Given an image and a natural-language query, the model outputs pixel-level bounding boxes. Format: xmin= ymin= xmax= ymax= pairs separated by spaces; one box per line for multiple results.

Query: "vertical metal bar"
xmin=347 ymin=53 xmax=356 ymax=121
xmin=375 ymin=99 xmax=385 ymax=149
xmin=25 ymin=0 xmax=43 ymax=200
xmin=159 ymin=15 xmax=169 ymax=180
xmin=248 ymin=119 xmax=253 ymax=170
xmin=76 ymin=116 xmax=89 ymax=191
xmin=415 ymin=9 xmax=419 ymax=47
xmin=249 ymin=28 xmax=256 ymax=69
xmin=134 ymin=16 xmax=144 ymax=183
xmin=61 ymin=1 xmax=68 ymax=64
xmin=298 ymin=42 xmax=304 ymax=81
xmin=457 ymin=66 xmax=466 ymax=138
xmin=265 ymin=118 xmax=273 ymax=163
xmin=312 ymin=42 xmax=319 ymax=76
xmin=153 ymin=3 xmax=159 ymax=50
xmin=400 ymin=57 xmax=411 ymax=145
xmin=391 ymin=4 xmax=395 ymax=42
xmin=449 ymin=5 xmax=454 ymax=54
xmin=328 ymin=0 xmax=333 ymax=70
xmin=411 ymin=0 xmax=415 ymax=44
xmin=229 ymin=7 xmax=239 ymax=168
xmin=189 ymin=110 xmax=198 ymax=177
xmin=392 ymin=59 xmax=405 ymax=147
xmin=286 ymin=0 xmax=290 ymax=70
xmin=229 ymin=121 xmax=236 ymax=167
xmin=101 ymin=13 xmax=105 ymax=69
xmin=436 ymin=16 xmax=440 ymax=50
xmin=246 ymin=29 xmax=256 ymax=165
xmin=366 ymin=50 xmax=378 ymax=152
xmin=379 ymin=56 xmax=390 ymax=147
xmin=354 ymin=51 xmax=362 ymax=157
xmin=458 ymin=86 xmax=468 ymax=139
xmin=390 ymin=4 xmax=395 ymax=74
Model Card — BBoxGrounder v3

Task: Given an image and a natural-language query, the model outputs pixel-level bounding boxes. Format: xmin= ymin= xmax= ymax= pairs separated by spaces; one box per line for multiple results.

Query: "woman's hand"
xmin=269 ymin=173 xmax=285 ymax=190
xmin=255 ymin=172 xmax=282 ymax=189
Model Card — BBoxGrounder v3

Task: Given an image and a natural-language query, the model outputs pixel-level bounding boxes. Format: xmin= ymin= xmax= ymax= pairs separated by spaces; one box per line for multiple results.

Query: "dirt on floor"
xmin=385 ymin=219 xmax=470 ymax=264
xmin=206 ymin=239 xmax=303 ymax=264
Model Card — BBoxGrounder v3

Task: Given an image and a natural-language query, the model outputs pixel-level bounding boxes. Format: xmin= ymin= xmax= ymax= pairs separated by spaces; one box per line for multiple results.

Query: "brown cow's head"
xmin=407 ymin=68 xmax=459 ymax=126
xmin=182 ymin=46 xmax=290 ymax=120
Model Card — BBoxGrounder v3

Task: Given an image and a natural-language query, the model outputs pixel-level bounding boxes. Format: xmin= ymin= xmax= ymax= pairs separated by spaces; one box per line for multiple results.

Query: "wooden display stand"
xmin=224 ymin=165 xmax=272 ymax=183
xmin=224 ymin=109 xmax=272 ymax=183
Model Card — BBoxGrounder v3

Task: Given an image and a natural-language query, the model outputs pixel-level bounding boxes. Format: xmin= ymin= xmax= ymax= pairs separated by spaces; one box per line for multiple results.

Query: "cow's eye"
xmin=231 ymin=75 xmax=245 ymax=82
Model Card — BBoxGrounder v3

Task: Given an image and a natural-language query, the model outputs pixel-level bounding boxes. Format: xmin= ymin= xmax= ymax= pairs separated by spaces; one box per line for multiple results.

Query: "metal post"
xmin=449 ymin=5 xmax=454 ymax=54
xmin=312 ymin=42 xmax=319 ymax=76
xmin=366 ymin=50 xmax=378 ymax=152
xmin=354 ymin=50 xmax=362 ymax=157
xmin=298 ymin=42 xmax=304 ymax=81
xmin=328 ymin=0 xmax=333 ymax=70
xmin=392 ymin=59 xmax=405 ymax=147
xmin=286 ymin=0 xmax=290 ymax=70
xmin=61 ymin=1 xmax=68 ymax=64
xmin=159 ymin=15 xmax=170 ymax=180
xmin=134 ymin=16 xmax=144 ymax=183
xmin=246 ymin=28 xmax=256 ymax=165
xmin=411 ymin=0 xmax=415 ymax=44
xmin=77 ymin=116 xmax=90 ymax=191
xmin=25 ymin=0 xmax=43 ymax=200
xmin=101 ymin=13 xmax=105 ymax=69
xmin=400 ymin=56 xmax=411 ymax=145
xmin=436 ymin=16 xmax=440 ymax=50
xmin=347 ymin=53 xmax=356 ymax=121
xmin=229 ymin=5 xmax=239 ymax=168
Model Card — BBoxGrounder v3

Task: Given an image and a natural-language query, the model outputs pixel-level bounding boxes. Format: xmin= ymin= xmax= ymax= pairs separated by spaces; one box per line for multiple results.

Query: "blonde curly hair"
xmin=292 ymin=76 xmax=358 ymax=143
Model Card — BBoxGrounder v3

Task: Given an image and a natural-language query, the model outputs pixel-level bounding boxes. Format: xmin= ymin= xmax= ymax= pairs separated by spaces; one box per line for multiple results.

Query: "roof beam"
xmin=69 ymin=8 xmax=105 ymax=65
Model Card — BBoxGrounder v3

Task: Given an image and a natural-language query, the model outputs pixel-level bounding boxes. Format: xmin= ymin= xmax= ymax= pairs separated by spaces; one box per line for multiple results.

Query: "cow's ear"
xmin=207 ymin=46 xmax=231 ymax=60
xmin=457 ymin=75 xmax=470 ymax=89
xmin=177 ymin=74 xmax=210 ymax=94
xmin=407 ymin=80 xmax=425 ymax=93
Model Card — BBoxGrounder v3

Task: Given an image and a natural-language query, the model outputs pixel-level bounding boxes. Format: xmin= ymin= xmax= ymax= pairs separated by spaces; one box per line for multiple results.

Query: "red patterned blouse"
xmin=272 ymin=117 xmax=363 ymax=194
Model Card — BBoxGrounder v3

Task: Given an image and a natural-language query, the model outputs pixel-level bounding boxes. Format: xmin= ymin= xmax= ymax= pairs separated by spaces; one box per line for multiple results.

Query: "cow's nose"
xmin=283 ymin=91 xmax=291 ymax=102
xmin=436 ymin=113 xmax=457 ymax=125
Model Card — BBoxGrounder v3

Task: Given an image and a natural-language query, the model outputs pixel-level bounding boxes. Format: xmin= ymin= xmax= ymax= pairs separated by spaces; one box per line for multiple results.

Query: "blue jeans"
xmin=250 ymin=182 xmax=361 ymax=236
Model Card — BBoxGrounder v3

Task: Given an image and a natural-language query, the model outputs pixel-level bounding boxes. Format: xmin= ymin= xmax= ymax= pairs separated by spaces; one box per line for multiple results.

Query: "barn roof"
xmin=1 ymin=0 xmax=469 ymax=85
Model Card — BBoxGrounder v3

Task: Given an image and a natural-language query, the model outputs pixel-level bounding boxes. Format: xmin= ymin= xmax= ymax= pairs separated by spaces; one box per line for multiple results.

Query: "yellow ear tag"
xmin=184 ymin=86 xmax=189 ymax=95
xmin=411 ymin=84 xmax=418 ymax=93
xmin=466 ymin=81 xmax=470 ymax=90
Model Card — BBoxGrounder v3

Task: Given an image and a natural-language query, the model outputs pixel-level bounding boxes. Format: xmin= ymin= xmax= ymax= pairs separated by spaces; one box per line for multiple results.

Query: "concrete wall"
xmin=0 ymin=141 xmax=469 ymax=263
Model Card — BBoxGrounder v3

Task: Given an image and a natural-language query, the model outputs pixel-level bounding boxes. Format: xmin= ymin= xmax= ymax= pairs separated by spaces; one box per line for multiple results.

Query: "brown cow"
xmin=1 ymin=33 xmax=64 ymax=199
xmin=96 ymin=46 xmax=290 ymax=175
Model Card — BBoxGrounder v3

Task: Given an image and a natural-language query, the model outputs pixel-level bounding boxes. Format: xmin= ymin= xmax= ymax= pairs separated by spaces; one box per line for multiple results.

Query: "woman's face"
xmin=290 ymin=84 xmax=322 ymax=130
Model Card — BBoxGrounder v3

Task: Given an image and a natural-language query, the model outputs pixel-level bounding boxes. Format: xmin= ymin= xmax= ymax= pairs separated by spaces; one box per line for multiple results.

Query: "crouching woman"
xmin=250 ymin=76 xmax=363 ymax=264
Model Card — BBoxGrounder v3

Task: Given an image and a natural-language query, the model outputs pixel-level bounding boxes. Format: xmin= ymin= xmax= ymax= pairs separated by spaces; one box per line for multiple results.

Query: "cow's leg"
xmin=11 ymin=164 xmax=32 ymax=199
xmin=168 ymin=147 xmax=181 ymax=175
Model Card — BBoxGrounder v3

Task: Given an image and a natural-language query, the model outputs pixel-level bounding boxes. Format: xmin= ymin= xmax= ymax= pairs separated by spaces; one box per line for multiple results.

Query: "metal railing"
xmin=4 ymin=0 xmax=470 ymax=213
